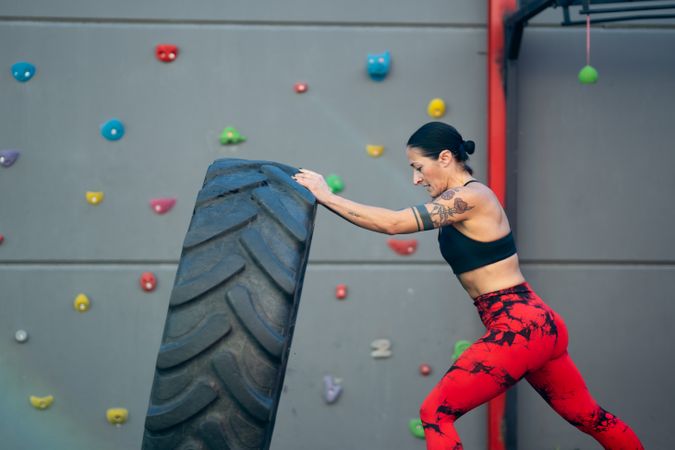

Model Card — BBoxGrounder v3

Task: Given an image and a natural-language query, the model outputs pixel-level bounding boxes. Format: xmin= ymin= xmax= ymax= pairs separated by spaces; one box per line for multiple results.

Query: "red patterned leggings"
xmin=419 ymin=282 xmax=643 ymax=450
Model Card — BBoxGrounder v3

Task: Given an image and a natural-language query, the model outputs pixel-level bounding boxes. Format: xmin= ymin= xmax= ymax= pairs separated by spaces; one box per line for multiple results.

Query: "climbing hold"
xmin=140 ymin=272 xmax=157 ymax=292
xmin=106 ymin=408 xmax=129 ymax=425
xmin=370 ymin=338 xmax=392 ymax=359
xmin=578 ymin=65 xmax=598 ymax=84
xmin=220 ymin=127 xmax=246 ymax=145
xmin=408 ymin=418 xmax=426 ymax=439
xmin=29 ymin=395 xmax=54 ymax=410
xmin=335 ymin=284 xmax=348 ymax=300
xmin=15 ymin=329 xmax=28 ymax=343
xmin=452 ymin=340 xmax=471 ymax=360
xmin=0 ymin=234 xmax=4 ymax=245
xmin=150 ymin=198 xmax=176 ymax=214
xmin=325 ymin=174 xmax=344 ymax=194
xmin=155 ymin=44 xmax=179 ymax=63
xmin=427 ymin=98 xmax=446 ymax=118
xmin=323 ymin=375 xmax=343 ymax=404
xmin=86 ymin=192 xmax=104 ymax=205
xmin=0 ymin=150 xmax=20 ymax=168
xmin=100 ymin=119 xmax=125 ymax=141
xmin=73 ymin=293 xmax=91 ymax=312
xmin=387 ymin=238 xmax=418 ymax=256
xmin=419 ymin=363 xmax=432 ymax=376
xmin=366 ymin=145 xmax=384 ymax=158
xmin=366 ymin=51 xmax=391 ymax=81
xmin=11 ymin=62 xmax=36 ymax=82
xmin=294 ymin=82 xmax=308 ymax=93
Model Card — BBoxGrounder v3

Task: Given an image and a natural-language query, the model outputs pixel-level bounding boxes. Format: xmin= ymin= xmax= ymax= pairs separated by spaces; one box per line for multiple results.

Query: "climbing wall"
xmin=0 ymin=2 xmax=489 ymax=450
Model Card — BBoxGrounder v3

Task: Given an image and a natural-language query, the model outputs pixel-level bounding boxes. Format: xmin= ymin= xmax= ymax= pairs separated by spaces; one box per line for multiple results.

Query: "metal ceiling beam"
xmin=505 ymin=0 xmax=675 ymax=60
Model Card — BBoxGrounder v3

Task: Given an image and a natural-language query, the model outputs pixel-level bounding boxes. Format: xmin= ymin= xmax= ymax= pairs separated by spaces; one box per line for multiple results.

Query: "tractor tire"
xmin=142 ymin=158 xmax=316 ymax=450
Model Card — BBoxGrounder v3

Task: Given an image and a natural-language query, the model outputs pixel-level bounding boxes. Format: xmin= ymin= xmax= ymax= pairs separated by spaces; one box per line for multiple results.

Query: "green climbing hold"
xmin=578 ymin=65 xmax=598 ymax=84
xmin=220 ymin=127 xmax=246 ymax=145
xmin=408 ymin=418 xmax=425 ymax=439
xmin=452 ymin=340 xmax=471 ymax=360
xmin=325 ymin=174 xmax=344 ymax=194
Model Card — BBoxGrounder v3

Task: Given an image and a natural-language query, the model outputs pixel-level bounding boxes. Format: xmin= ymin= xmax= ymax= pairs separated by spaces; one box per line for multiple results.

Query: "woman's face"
xmin=406 ymin=146 xmax=449 ymax=198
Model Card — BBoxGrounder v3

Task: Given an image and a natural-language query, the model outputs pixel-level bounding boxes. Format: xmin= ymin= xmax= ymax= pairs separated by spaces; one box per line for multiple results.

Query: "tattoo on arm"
xmin=348 ymin=210 xmax=362 ymax=218
xmin=429 ymin=197 xmax=474 ymax=227
xmin=410 ymin=208 xmax=422 ymax=232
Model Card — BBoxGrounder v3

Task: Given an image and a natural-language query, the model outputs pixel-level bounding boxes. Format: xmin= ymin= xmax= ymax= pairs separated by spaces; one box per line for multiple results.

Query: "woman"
xmin=292 ymin=122 xmax=643 ymax=450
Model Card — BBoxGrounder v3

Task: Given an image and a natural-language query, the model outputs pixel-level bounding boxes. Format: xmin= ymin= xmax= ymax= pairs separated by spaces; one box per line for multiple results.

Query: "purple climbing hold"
xmin=0 ymin=150 xmax=20 ymax=168
xmin=323 ymin=375 xmax=343 ymax=404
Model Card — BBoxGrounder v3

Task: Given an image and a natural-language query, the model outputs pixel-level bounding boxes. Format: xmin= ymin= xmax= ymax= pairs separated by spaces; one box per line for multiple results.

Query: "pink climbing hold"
xmin=0 ymin=234 xmax=4 ymax=245
xmin=387 ymin=238 xmax=418 ymax=256
xmin=140 ymin=272 xmax=157 ymax=292
xmin=150 ymin=198 xmax=176 ymax=214
xmin=335 ymin=284 xmax=348 ymax=300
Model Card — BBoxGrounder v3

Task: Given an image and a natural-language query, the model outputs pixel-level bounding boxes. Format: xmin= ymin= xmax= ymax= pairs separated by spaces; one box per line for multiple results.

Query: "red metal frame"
xmin=487 ymin=0 xmax=516 ymax=449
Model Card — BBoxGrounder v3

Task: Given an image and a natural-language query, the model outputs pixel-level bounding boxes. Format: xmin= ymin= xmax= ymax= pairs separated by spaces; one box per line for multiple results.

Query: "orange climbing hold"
xmin=387 ymin=238 xmax=418 ymax=256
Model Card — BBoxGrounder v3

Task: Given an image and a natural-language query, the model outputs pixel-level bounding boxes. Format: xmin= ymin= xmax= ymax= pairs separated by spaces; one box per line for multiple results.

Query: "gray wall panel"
xmin=0 ymin=265 xmax=175 ymax=450
xmin=517 ymin=265 xmax=673 ymax=449
xmin=0 ymin=0 xmax=486 ymax=25
xmin=271 ymin=265 xmax=487 ymax=450
xmin=0 ymin=22 xmax=486 ymax=262
xmin=515 ymin=28 xmax=675 ymax=262
xmin=1 ymin=263 xmax=487 ymax=450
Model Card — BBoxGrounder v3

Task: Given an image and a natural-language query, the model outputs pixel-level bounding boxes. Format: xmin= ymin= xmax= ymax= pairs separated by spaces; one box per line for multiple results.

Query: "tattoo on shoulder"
xmin=437 ymin=188 xmax=459 ymax=201
xmin=429 ymin=197 xmax=474 ymax=226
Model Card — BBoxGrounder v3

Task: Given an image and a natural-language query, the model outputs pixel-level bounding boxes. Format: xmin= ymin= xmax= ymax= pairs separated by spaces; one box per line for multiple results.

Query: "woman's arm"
xmin=292 ymin=169 xmax=478 ymax=235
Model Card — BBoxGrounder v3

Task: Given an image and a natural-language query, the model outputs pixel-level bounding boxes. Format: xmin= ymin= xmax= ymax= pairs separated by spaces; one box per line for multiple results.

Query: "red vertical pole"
xmin=487 ymin=0 xmax=515 ymax=449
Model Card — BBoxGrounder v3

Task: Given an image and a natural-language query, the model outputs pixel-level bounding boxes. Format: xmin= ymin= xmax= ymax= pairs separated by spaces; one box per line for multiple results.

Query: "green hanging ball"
xmin=578 ymin=65 xmax=598 ymax=84
xmin=325 ymin=174 xmax=345 ymax=194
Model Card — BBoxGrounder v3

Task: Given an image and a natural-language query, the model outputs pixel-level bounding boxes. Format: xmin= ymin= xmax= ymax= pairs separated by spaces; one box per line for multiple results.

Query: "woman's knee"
xmin=419 ymin=392 xmax=464 ymax=425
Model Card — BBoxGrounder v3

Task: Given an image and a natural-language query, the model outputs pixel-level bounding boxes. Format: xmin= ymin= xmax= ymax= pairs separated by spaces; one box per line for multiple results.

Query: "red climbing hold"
xmin=419 ymin=363 xmax=432 ymax=376
xmin=294 ymin=82 xmax=308 ymax=93
xmin=155 ymin=44 xmax=179 ymax=63
xmin=387 ymin=238 xmax=418 ymax=256
xmin=0 ymin=234 xmax=4 ymax=245
xmin=335 ymin=284 xmax=348 ymax=300
xmin=140 ymin=272 xmax=157 ymax=292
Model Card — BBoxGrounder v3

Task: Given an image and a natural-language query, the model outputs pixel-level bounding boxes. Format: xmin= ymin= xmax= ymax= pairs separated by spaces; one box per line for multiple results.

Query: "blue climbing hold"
xmin=11 ymin=62 xmax=36 ymax=82
xmin=366 ymin=51 xmax=391 ymax=81
xmin=0 ymin=150 xmax=20 ymax=168
xmin=100 ymin=119 xmax=125 ymax=141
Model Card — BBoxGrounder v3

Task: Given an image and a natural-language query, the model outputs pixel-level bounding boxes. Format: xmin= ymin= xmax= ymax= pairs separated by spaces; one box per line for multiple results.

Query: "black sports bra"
xmin=437 ymin=180 xmax=517 ymax=275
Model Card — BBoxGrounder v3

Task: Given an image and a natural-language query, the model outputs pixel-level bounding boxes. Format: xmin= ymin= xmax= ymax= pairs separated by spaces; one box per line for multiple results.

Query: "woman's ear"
xmin=438 ymin=149 xmax=453 ymax=167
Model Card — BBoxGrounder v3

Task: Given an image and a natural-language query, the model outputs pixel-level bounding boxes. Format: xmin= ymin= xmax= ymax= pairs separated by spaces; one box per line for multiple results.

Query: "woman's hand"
xmin=292 ymin=169 xmax=333 ymax=203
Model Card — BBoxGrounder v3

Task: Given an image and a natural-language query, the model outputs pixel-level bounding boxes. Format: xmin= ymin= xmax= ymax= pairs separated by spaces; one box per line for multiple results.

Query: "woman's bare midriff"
xmin=457 ymin=253 xmax=526 ymax=299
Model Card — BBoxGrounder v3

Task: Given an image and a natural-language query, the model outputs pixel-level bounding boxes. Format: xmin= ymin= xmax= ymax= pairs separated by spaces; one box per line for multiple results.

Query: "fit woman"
xmin=292 ymin=121 xmax=643 ymax=450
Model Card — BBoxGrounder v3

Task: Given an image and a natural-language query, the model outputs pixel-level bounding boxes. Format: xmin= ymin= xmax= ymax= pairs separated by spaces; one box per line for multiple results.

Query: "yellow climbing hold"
xmin=106 ymin=408 xmax=129 ymax=425
xmin=74 ymin=293 xmax=91 ymax=312
xmin=427 ymin=98 xmax=446 ymax=118
xmin=30 ymin=395 xmax=54 ymax=410
xmin=86 ymin=192 xmax=104 ymax=205
xmin=366 ymin=145 xmax=384 ymax=158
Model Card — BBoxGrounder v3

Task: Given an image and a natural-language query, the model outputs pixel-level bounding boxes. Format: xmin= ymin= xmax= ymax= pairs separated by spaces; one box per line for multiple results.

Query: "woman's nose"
xmin=413 ymin=171 xmax=423 ymax=185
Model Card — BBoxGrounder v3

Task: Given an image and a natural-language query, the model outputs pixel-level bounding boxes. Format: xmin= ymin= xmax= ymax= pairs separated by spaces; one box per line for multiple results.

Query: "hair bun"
xmin=463 ymin=140 xmax=475 ymax=155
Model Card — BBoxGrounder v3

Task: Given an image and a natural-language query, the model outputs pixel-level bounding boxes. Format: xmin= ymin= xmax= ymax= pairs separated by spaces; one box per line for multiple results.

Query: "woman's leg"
xmin=526 ymin=352 xmax=644 ymax=450
xmin=419 ymin=330 xmax=536 ymax=450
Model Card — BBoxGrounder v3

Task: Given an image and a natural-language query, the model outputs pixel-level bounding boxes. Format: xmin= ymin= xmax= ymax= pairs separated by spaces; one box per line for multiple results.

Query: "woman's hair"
xmin=406 ymin=122 xmax=476 ymax=175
